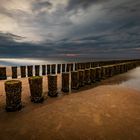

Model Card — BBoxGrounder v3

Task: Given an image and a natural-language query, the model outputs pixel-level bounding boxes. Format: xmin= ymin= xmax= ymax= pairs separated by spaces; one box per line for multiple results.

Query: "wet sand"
xmin=0 ymin=68 xmax=140 ymax=140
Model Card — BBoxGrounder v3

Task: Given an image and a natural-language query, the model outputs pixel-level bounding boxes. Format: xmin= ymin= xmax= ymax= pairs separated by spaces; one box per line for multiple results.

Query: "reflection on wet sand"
xmin=101 ymin=67 xmax=140 ymax=91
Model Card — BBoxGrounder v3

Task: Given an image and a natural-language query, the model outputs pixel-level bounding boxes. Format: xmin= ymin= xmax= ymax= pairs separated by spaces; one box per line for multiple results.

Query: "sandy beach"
xmin=0 ymin=68 xmax=140 ymax=140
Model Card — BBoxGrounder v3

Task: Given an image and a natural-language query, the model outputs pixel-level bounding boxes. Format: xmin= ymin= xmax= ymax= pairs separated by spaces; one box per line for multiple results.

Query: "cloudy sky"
xmin=0 ymin=0 xmax=140 ymax=59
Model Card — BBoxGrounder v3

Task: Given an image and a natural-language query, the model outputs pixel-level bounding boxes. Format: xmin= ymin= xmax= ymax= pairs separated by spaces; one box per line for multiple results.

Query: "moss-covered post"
xmin=0 ymin=67 xmax=7 ymax=80
xmin=90 ymin=68 xmax=96 ymax=83
xmin=71 ymin=71 xmax=79 ymax=90
xmin=62 ymin=72 xmax=70 ymax=92
xmin=84 ymin=69 xmax=91 ymax=84
xmin=20 ymin=66 xmax=26 ymax=78
xmin=51 ymin=64 xmax=56 ymax=74
xmin=47 ymin=64 xmax=50 ymax=75
xmin=28 ymin=76 xmax=43 ymax=103
xmin=35 ymin=65 xmax=40 ymax=76
xmin=78 ymin=70 xmax=85 ymax=87
xmin=42 ymin=65 xmax=46 ymax=76
xmin=57 ymin=64 xmax=61 ymax=74
xmin=62 ymin=64 xmax=65 ymax=73
xmin=95 ymin=67 xmax=101 ymax=81
xmin=27 ymin=66 xmax=33 ymax=77
xmin=12 ymin=66 xmax=17 ymax=79
xmin=48 ymin=75 xmax=58 ymax=97
xmin=5 ymin=80 xmax=22 ymax=111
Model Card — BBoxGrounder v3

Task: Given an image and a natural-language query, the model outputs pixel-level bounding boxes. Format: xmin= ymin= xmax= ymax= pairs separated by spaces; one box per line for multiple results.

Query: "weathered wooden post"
xmin=5 ymin=80 xmax=22 ymax=111
xmin=62 ymin=72 xmax=70 ymax=92
xmin=84 ymin=69 xmax=91 ymax=84
xmin=86 ymin=62 xmax=91 ymax=69
xmin=66 ymin=64 xmax=71 ymax=72
xmin=20 ymin=66 xmax=26 ymax=78
xmin=0 ymin=67 xmax=7 ymax=80
xmin=81 ymin=63 xmax=86 ymax=69
xmin=78 ymin=70 xmax=85 ymax=87
xmin=62 ymin=64 xmax=65 ymax=73
xmin=101 ymin=66 xmax=106 ymax=79
xmin=95 ymin=67 xmax=101 ymax=81
xmin=108 ymin=66 xmax=113 ymax=77
xmin=27 ymin=66 xmax=33 ymax=77
xmin=51 ymin=64 xmax=56 ymax=74
xmin=71 ymin=63 xmax=74 ymax=71
xmin=75 ymin=63 xmax=78 ymax=71
xmin=12 ymin=66 xmax=17 ymax=79
xmin=47 ymin=64 xmax=50 ymax=75
xmin=90 ymin=68 xmax=96 ymax=83
xmin=42 ymin=65 xmax=46 ymax=75
xmin=71 ymin=71 xmax=79 ymax=90
xmin=35 ymin=65 xmax=40 ymax=76
xmin=28 ymin=76 xmax=43 ymax=103
xmin=48 ymin=75 xmax=58 ymax=97
xmin=57 ymin=64 xmax=61 ymax=74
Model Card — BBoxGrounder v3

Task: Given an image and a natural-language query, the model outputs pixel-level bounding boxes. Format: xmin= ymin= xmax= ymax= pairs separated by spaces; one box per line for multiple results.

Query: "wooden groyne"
xmin=0 ymin=59 xmax=140 ymax=112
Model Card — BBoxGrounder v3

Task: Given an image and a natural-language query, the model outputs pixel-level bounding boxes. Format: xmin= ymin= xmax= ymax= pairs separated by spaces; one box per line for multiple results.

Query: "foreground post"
xmin=12 ymin=66 xmax=17 ymax=79
xmin=5 ymin=80 xmax=22 ymax=111
xmin=27 ymin=66 xmax=33 ymax=77
xmin=28 ymin=76 xmax=44 ymax=103
xmin=35 ymin=65 xmax=40 ymax=76
xmin=62 ymin=72 xmax=70 ymax=92
xmin=0 ymin=67 xmax=7 ymax=80
xmin=48 ymin=75 xmax=58 ymax=97
xmin=20 ymin=66 xmax=26 ymax=78
xmin=78 ymin=70 xmax=85 ymax=87
xmin=71 ymin=71 xmax=79 ymax=90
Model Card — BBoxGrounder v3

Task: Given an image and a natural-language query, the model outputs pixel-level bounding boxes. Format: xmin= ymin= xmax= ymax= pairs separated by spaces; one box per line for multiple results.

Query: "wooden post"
xmin=20 ymin=66 xmax=26 ymax=78
xmin=95 ymin=67 xmax=101 ymax=81
xmin=12 ymin=66 xmax=17 ymax=79
xmin=27 ymin=66 xmax=33 ymax=77
xmin=5 ymin=80 xmax=22 ymax=111
xmin=42 ymin=65 xmax=46 ymax=75
xmin=48 ymin=75 xmax=58 ymax=97
xmin=51 ymin=64 xmax=56 ymax=74
xmin=90 ymin=68 xmax=96 ymax=83
xmin=47 ymin=64 xmax=50 ymax=75
xmin=28 ymin=76 xmax=43 ymax=103
xmin=78 ymin=70 xmax=85 ymax=87
xmin=62 ymin=72 xmax=70 ymax=92
xmin=62 ymin=64 xmax=65 ymax=73
xmin=71 ymin=71 xmax=79 ymax=90
xmin=35 ymin=65 xmax=40 ymax=76
xmin=0 ymin=67 xmax=7 ymax=80
xmin=57 ymin=64 xmax=61 ymax=74
xmin=84 ymin=69 xmax=91 ymax=84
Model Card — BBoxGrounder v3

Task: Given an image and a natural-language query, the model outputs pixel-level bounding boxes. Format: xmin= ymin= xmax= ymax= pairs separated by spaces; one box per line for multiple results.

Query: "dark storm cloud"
xmin=0 ymin=0 xmax=140 ymax=59
xmin=66 ymin=0 xmax=108 ymax=11
xmin=32 ymin=1 xmax=53 ymax=12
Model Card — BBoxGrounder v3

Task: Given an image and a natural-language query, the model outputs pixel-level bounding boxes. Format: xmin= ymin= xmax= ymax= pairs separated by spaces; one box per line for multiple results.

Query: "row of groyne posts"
xmin=0 ymin=59 xmax=140 ymax=112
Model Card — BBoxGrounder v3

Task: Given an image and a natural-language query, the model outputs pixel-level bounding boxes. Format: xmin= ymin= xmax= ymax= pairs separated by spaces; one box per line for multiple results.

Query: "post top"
xmin=5 ymin=80 xmax=21 ymax=85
